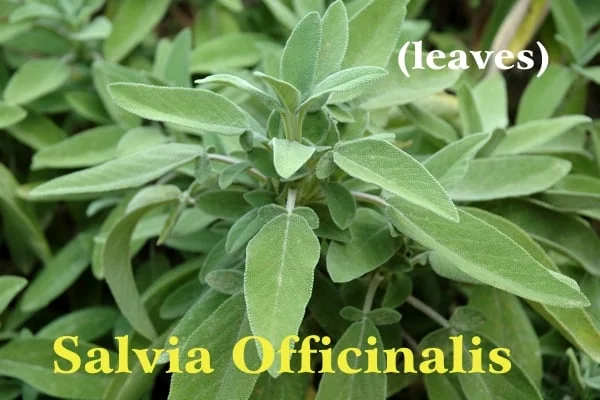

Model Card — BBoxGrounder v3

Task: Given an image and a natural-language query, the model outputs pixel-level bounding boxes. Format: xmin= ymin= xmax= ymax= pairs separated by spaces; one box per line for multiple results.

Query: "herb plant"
xmin=1 ymin=0 xmax=600 ymax=399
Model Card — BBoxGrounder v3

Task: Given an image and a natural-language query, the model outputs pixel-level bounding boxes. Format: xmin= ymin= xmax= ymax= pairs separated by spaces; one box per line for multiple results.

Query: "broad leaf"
xmin=169 ymin=294 xmax=260 ymax=400
xmin=6 ymin=113 xmax=67 ymax=150
xmin=539 ymin=174 xmax=600 ymax=211
xmin=191 ymin=33 xmax=267 ymax=73
xmin=272 ymin=138 xmax=315 ymax=178
xmin=315 ymin=319 xmax=386 ymax=400
xmin=0 ymin=276 xmax=27 ymax=315
xmin=103 ymin=0 xmax=171 ymax=62
xmin=343 ymin=0 xmax=407 ymax=68
xmin=108 ymin=84 xmax=249 ymax=135
xmin=386 ymin=196 xmax=589 ymax=307
xmin=321 ymin=182 xmax=356 ymax=230
xmin=0 ymin=102 xmax=26 ymax=128
xmin=3 ymin=58 xmax=69 ymax=105
xmin=102 ymin=185 xmax=182 ymax=340
xmin=449 ymin=156 xmax=571 ymax=201
xmin=333 ymin=139 xmax=459 ymax=221
xmin=315 ymin=0 xmax=348 ymax=82
xmin=280 ymin=12 xmax=321 ymax=94
xmin=245 ymin=213 xmax=320 ymax=376
xmin=32 ymin=126 xmax=126 ymax=170
xmin=472 ymin=73 xmax=508 ymax=132
xmin=37 ymin=307 xmax=118 ymax=341
xmin=0 ymin=338 xmax=111 ymax=399
xmin=28 ymin=143 xmax=202 ymax=201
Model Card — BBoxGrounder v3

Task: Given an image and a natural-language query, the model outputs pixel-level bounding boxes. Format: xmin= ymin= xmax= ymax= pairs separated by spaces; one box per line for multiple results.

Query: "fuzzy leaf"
xmin=272 ymin=138 xmax=315 ymax=179
xmin=321 ymin=182 xmax=356 ymax=230
xmin=333 ymin=139 xmax=458 ymax=221
xmin=3 ymin=58 xmax=69 ymax=105
xmin=315 ymin=0 xmax=348 ymax=82
xmin=0 ymin=102 xmax=26 ymax=128
xmin=245 ymin=213 xmax=320 ymax=376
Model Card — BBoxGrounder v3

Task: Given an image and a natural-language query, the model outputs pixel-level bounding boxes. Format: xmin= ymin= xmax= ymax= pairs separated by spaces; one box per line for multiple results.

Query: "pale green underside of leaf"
xmin=28 ymin=143 xmax=202 ymax=201
xmin=386 ymin=196 xmax=588 ymax=307
xmin=108 ymin=84 xmax=249 ymax=135
xmin=244 ymin=213 xmax=320 ymax=377
xmin=334 ymin=139 xmax=459 ymax=221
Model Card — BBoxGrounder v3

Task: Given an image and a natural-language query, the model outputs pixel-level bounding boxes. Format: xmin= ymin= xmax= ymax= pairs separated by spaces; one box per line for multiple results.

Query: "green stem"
xmin=362 ymin=273 xmax=384 ymax=314
xmin=351 ymin=191 xmax=389 ymax=207
xmin=405 ymin=295 xmax=450 ymax=328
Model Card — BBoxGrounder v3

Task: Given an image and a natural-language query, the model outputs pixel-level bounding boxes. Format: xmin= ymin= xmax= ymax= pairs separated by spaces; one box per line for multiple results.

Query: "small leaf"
xmin=245 ymin=213 xmax=320 ymax=376
xmin=339 ymin=306 xmax=364 ymax=322
xmin=254 ymin=72 xmax=302 ymax=111
xmin=448 ymin=306 xmax=486 ymax=332
xmin=102 ymin=185 xmax=182 ymax=340
xmin=333 ymin=139 xmax=459 ymax=221
xmin=280 ymin=12 xmax=321 ymax=94
xmin=159 ymin=280 xmax=204 ymax=319
xmin=472 ymin=73 xmax=508 ymax=132
xmin=449 ymin=156 xmax=571 ymax=202
xmin=0 ymin=276 xmax=27 ymax=315
xmin=272 ymin=138 xmax=315 ymax=179
xmin=28 ymin=143 xmax=202 ymax=201
xmin=551 ymin=0 xmax=586 ymax=58
xmin=367 ymin=308 xmax=402 ymax=325
xmin=32 ymin=126 xmax=126 ymax=170
xmin=327 ymin=208 xmax=400 ymax=282
xmin=108 ymin=84 xmax=249 ymax=135
xmin=103 ymin=0 xmax=171 ymax=62
xmin=315 ymin=319 xmax=386 ymax=400
xmin=196 ymin=190 xmax=251 ymax=219
xmin=386 ymin=196 xmax=589 ymax=307
xmin=305 ymin=66 xmax=387 ymax=106
xmin=3 ymin=58 xmax=69 ymax=105
xmin=458 ymin=83 xmax=484 ymax=135
xmin=169 ymin=294 xmax=260 ymax=400
xmin=70 ymin=16 xmax=112 ymax=41
xmin=321 ymin=182 xmax=356 ymax=229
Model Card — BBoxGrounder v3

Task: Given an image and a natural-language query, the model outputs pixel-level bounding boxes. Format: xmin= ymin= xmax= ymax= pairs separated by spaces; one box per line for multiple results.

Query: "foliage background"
xmin=0 ymin=0 xmax=600 ymax=399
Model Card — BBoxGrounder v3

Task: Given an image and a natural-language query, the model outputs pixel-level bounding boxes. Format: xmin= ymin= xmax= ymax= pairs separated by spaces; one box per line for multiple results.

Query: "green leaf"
xmin=92 ymin=61 xmax=146 ymax=128
xmin=197 ymin=74 xmax=281 ymax=110
xmin=205 ymin=270 xmax=244 ymax=295
xmin=472 ymin=73 xmax=508 ymax=132
xmin=449 ymin=156 xmax=571 ymax=201
xmin=424 ymin=133 xmax=491 ymax=190
xmin=551 ymin=0 xmax=586 ymax=58
xmin=0 ymin=338 xmax=111 ymax=399
xmin=109 ymin=84 xmax=249 ymax=135
xmin=32 ymin=126 xmax=126 ymax=170
xmin=315 ymin=319 xmax=386 ymax=400
xmin=517 ymin=65 xmax=576 ymax=124
xmin=280 ymin=12 xmax=321 ymax=94
xmin=245 ymin=213 xmax=320 ymax=376
xmin=0 ymin=102 xmax=26 ymax=128
xmin=321 ymin=182 xmax=356 ymax=230
xmin=103 ymin=185 xmax=182 ymax=340
xmin=196 ymin=189 xmax=252 ymax=219
xmin=157 ymin=28 xmax=192 ymax=87
xmin=159 ymin=280 xmax=204 ymax=319
xmin=401 ymin=103 xmax=459 ymax=144
xmin=20 ymin=232 xmax=93 ymax=312
xmin=576 ymin=66 xmax=600 ymax=85
xmin=458 ymin=84 xmax=484 ymax=135
xmin=103 ymin=0 xmax=170 ymax=62
xmin=249 ymin=363 xmax=309 ymax=400
xmin=386 ymin=196 xmax=589 ymax=307
xmin=116 ymin=126 xmax=167 ymax=157
xmin=306 ymin=66 xmax=387 ymax=106
xmin=367 ymin=307 xmax=402 ymax=325
xmin=218 ymin=161 xmax=251 ymax=189
xmin=490 ymin=200 xmax=600 ymax=276
xmin=169 ymin=293 xmax=260 ymax=400
xmin=333 ymin=139 xmax=459 ymax=221
xmin=448 ymin=306 xmax=486 ymax=332
xmin=327 ymin=208 xmax=401 ymax=282
xmin=539 ymin=174 xmax=600 ymax=211
xmin=315 ymin=0 xmax=348 ymax=82
xmin=492 ymin=116 xmax=591 ymax=155
xmin=0 ymin=164 xmax=51 ymax=263
xmin=65 ymin=91 xmax=111 ymax=124
xmin=263 ymin=0 xmax=298 ymax=30
xmin=191 ymin=33 xmax=267 ymax=73
xmin=255 ymin=71 xmax=302 ymax=111
xmin=3 ymin=58 xmax=69 ymax=105
xmin=0 ymin=276 xmax=27 ymax=315
xmin=37 ymin=307 xmax=118 ymax=341
xmin=469 ymin=286 xmax=542 ymax=385
xmin=6 ymin=113 xmax=67 ymax=150
xmin=343 ymin=0 xmax=407 ymax=68
xmin=424 ymin=373 xmax=464 ymax=400
xmin=28 ymin=143 xmax=202 ymax=201
xmin=70 ymin=16 xmax=112 ymax=41
xmin=226 ymin=208 xmax=263 ymax=253
xmin=359 ymin=50 xmax=461 ymax=109
xmin=272 ymin=138 xmax=315 ymax=178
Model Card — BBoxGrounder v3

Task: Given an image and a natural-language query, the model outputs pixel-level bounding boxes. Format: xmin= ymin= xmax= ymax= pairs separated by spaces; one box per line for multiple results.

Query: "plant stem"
xmin=351 ymin=191 xmax=389 ymax=207
xmin=207 ymin=153 xmax=268 ymax=182
xmin=362 ymin=273 xmax=385 ymax=314
xmin=405 ymin=295 xmax=450 ymax=328
xmin=286 ymin=188 xmax=297 ymax=213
